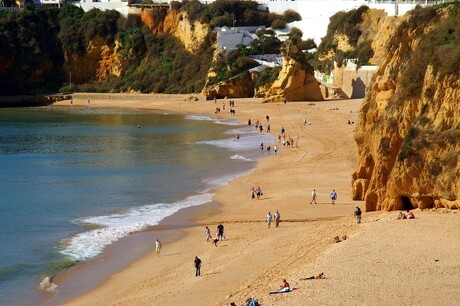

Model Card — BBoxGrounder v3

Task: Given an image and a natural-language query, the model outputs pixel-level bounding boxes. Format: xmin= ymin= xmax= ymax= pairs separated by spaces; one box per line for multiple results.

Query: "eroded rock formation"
xmin=352 ymin=6 xmax=460 ymax=211
xmin=264 ymin=44 xmax=323 ymax=102
xmin=205 ymin=71 xmax=255 ymax=98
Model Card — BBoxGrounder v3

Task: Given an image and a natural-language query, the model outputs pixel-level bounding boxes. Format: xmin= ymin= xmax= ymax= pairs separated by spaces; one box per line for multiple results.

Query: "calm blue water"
xmin=0 ymin=106 xmax=272 ymax=305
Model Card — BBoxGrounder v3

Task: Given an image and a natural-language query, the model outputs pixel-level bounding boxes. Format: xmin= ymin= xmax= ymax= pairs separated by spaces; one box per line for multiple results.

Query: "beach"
xmin=52 ymin=94 xmax=458 ymax=306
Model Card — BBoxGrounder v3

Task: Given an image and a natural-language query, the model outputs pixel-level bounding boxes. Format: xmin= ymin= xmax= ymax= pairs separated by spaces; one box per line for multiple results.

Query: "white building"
xmin=215 ymin=26 xmax=265 ymax=51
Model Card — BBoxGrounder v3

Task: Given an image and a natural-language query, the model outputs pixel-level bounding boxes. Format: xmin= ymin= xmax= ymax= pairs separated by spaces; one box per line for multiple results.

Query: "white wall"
xmin=265 ymin=0 xmax=421 ymax=44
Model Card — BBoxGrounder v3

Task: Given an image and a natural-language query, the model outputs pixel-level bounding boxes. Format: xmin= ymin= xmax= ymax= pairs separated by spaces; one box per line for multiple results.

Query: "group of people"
xmin=250 ymin=186 xmax=263 ymax=200
xmin=309 ymin=189 xmax=338 ymax=205
xmin=266 ymin=210 xmax=281 ymax=228
xmin=397 ymin=210 xmax=415 ymax=219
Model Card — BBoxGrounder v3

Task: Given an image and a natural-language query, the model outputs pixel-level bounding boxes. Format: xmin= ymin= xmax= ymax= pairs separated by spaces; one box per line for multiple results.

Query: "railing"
xmin=0 ymin=7 xmax=24 ymax=10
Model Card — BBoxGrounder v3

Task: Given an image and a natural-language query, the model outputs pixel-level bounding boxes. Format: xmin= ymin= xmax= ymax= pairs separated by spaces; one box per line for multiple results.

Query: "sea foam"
xmin=185 ymin=114 xmax=239 ymax=125
xmin=60 ymin=193 xmax=212 ymax=261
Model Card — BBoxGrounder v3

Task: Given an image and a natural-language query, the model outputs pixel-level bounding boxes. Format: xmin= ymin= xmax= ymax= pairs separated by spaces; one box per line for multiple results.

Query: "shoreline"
xmin=50 ymin=93 xmax=361 ymax=305
xmin=47 ymin=93 xmax=458 ymax=306
xmin=39 ymin=94 xmax=266 ymax=305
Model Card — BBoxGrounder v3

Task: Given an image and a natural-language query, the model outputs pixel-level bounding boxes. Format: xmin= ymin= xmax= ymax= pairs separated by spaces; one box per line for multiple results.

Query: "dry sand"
xmin=53 ymin=93 xmax=459 ymax=306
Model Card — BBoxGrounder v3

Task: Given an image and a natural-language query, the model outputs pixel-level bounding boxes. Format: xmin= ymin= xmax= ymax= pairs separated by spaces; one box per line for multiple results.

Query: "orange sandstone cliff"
xmin=352 ymin=5 xmax=460 ymax=211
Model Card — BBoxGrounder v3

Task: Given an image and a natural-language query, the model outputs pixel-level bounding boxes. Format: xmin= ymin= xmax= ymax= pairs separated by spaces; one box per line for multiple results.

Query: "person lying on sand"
xmin=333 ymin=235 xmax=347 ymax=243
xmin=300 ymin=273 xmax=325 ymax=280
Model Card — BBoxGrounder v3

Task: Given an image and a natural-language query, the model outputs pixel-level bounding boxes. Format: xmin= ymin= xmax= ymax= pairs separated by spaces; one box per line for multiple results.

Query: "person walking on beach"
xmin=354 ymin=206 xmax=362 ymax=224
xmin=267 ymin=212 xmax=272 ymax=228
xmin=274 ymin=145 xmax=278 ymax=156
xmin=274 ymin=210 xmax=280 ymax=227
xmin=205 ymin=226 xmax=212 ymax=242
xmin=155 ymin=239 xmax=162 ymax=257
xmin=310 ymin=189 xmax=317 ymax=204
xmin=250 ymin=187 xmax=256 ymax=200
xmin=266 ymin=115 xmax=270 ymax=123
xmin=255 ymin=186 xmax=262 ymax=199
xmin=330 ymin=189 xmax=337 ymax=205
xmin=248 ymin=119 xmax=252 ymax=127
xmin=217 ymin=223 xmax=225 ymax=240
xmin=267 ymin=124 xmax=271 ymax=133
xmin=194 ymin=256 xmax=201 ymax=276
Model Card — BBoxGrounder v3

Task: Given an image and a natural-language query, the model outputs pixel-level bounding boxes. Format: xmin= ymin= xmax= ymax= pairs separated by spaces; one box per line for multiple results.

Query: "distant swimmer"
xmin=137 ymin=123 xmax=141 ymax=128
xmin=237 ymin=133 xmax=240 ymax=140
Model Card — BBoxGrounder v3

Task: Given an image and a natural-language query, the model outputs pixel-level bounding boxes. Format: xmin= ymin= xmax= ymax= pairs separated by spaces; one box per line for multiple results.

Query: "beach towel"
xmin=269 ymin=287 xmax=292 ymax=294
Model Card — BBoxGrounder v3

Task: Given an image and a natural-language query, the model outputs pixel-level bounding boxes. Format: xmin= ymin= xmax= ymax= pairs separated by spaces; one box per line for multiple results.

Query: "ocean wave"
xmin=60 ymin=193 xmax=213 ymax=261
xmin=198 ymin=133 xmax=274 ymax=151
xmin=184 ymin=114 xmax=239 ymax=126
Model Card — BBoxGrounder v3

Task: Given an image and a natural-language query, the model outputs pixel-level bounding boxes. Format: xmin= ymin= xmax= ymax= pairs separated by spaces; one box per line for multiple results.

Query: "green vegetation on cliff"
xmin=392 ymin=3 xmax=460 ymax=101
xmin=0 ymin=1 xmax=301 ymax=95
xmin=313 ymin=6 xmax=373 ymax=74
xmin=0 ymin=8 xmax=63 ymax=95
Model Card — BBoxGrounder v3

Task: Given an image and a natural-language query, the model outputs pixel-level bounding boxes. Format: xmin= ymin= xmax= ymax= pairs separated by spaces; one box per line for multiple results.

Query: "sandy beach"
xmin=51 ymin=93 xmax=459 ymax=306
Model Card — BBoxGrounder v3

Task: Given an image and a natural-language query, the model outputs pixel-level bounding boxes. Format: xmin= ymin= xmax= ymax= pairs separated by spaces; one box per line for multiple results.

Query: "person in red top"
xmin=407 ymin=210 xmax=415 ymax=219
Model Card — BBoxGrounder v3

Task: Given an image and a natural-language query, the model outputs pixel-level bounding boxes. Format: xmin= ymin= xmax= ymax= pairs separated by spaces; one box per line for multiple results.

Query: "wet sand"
xmin=51 ymin=94 xmax=459 ymax=306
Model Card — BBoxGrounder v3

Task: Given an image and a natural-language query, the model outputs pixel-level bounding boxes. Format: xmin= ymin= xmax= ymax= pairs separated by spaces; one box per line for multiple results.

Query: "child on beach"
xmin=155 ymin=239 xmax=162 ymax=257
xmin=205 ymin=226 xmax=212 ymax=242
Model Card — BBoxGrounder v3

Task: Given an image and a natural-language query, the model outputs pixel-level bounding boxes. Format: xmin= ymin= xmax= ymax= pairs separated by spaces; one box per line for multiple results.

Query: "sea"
xmin=0 ymin=106 xmax=273 ymax=306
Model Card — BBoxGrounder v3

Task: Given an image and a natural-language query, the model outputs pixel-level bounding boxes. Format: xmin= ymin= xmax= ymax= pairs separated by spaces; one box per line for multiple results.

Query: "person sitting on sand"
xmin=397 ymin=212 xmax=406 ymax=220
xmin=406 ymin=210 xmax=415 ymax=219
xmin=280 ymin=279 xmax=291 ymax=291
xmin=300 ymin=273 xmax=325 ymax=280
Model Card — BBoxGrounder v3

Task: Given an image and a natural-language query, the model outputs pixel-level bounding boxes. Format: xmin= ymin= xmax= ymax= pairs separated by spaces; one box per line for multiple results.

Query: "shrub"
xmin=271 ymin=18 xmax=286 ymax=29
xmin=283 ymin=10 xmax=301 ymax=23
xmin=254 ymin=66 xmax=281 ymax=87
xmin=299 ymin=38 xmax=316 ymax=50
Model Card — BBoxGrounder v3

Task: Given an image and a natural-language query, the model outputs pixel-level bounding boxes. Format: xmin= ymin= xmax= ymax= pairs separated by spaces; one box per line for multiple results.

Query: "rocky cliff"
xmin=351 ymin=5 xmax=460 ymax=211
xmin=65 ymin=37 xmax=125 ymax=84
xmin=264 ymin=44 xmax=323 ymax=102
xmin=139 ymin=8 xmax=211 ymax=53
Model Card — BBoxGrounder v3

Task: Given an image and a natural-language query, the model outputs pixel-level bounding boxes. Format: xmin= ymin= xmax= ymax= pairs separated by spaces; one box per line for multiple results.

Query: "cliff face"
xmin=140 ymin=8 xmax=211 ymax=53
xmin=332 ymin=9 xmax=404 ymax=98
xmin=63 ymin=8 xmax=212 ymax=86
xmin=65 ymin=37 xmax=125 ymax=83
xmin=265 ymin=44 xmax=323 ymax=102
xmin=352 ymin=6 xmax=460 ymax=211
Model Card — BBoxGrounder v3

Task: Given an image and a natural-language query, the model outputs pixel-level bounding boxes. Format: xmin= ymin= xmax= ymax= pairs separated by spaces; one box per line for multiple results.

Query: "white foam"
xmin=60 ymin=193 xmax=212 ymax=261
xmin=230 ymin=155 xmax=253 ymax=162
xmin=184 ymin=114 xmax=239 ymax=126
xmin=201 ymin=170 xmax=252 ymax=192
xmin=198 ymin=133 xmax=274 ymax=151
